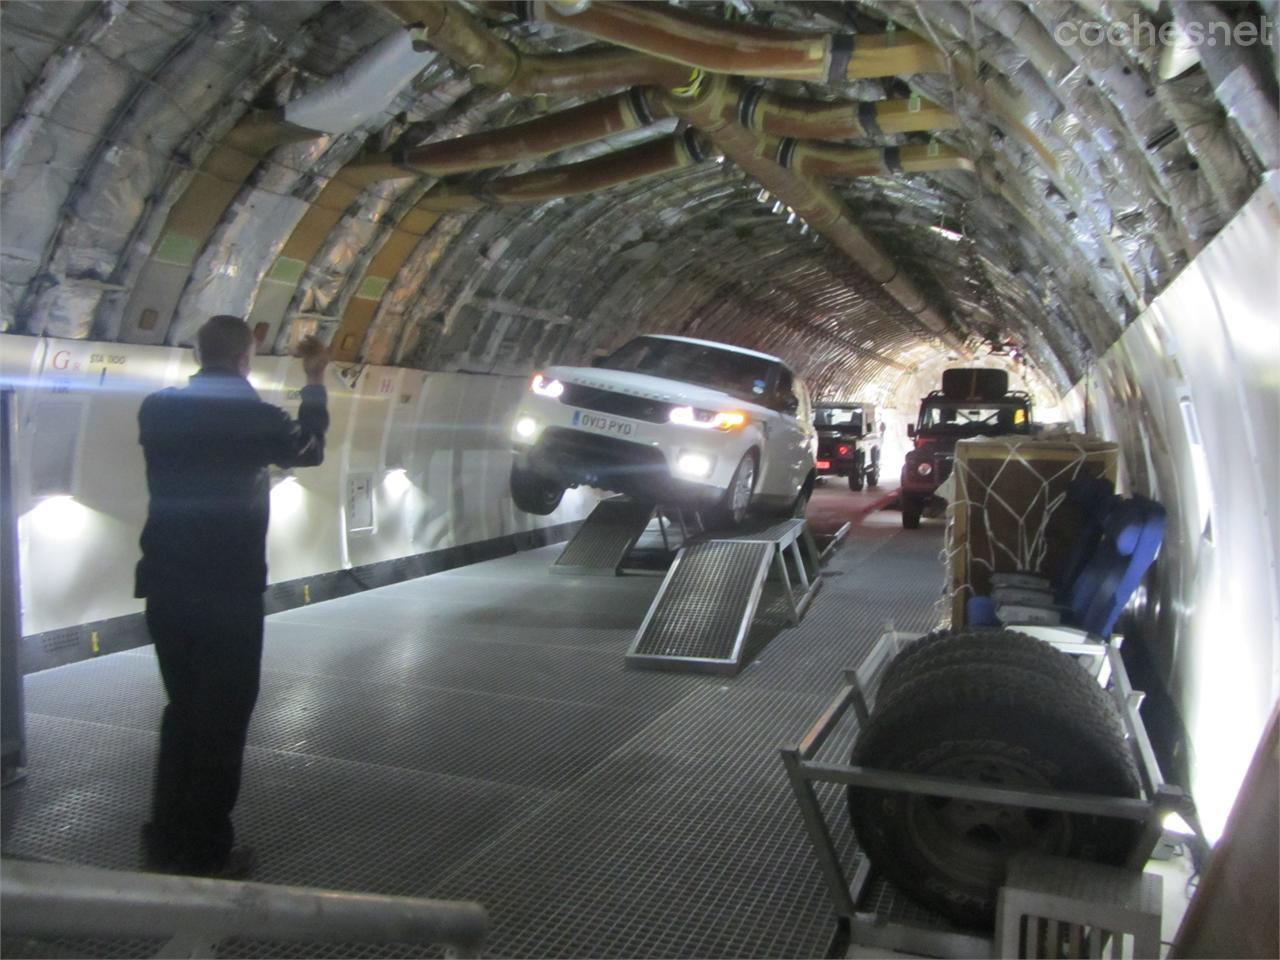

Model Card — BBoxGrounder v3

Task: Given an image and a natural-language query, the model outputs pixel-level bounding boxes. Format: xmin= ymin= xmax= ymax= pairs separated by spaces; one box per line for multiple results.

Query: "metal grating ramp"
xmin=551 ymin=497 xmax=657 ymax=576
xmin=628 ymin=540 xmax=772 ymax=671
xmin=627 ymin=520 xmax=825 ymax=675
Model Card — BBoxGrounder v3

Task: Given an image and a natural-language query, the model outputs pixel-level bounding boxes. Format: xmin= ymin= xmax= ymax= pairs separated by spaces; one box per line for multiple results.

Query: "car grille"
xmin=536 ymin=427 xmax=669 ymax=494
xmin=540 ymin=427 xmax=665 ymax=467
xmin=561 ymin=384 xmax=674 ymax=424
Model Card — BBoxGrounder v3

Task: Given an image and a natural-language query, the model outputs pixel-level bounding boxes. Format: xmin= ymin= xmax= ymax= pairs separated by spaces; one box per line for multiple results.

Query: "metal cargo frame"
xmin=779 ymin=628 xmax=1200 ymax=957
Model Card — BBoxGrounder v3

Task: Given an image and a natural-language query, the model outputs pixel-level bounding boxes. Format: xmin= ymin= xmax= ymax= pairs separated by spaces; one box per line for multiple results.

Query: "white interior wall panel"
xmin=3 ymin=333 xmax=594 ymax=640
xmin=1082 ymin=180 xmax=1280 ymax=842
xmin=8 ymin=337 xmax=186 ymax=634
xmin=257 ymin=353 xmax=347 ymax=585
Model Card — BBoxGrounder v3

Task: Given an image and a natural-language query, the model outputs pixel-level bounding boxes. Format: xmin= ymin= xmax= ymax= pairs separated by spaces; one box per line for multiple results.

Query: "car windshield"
xmin=596 ymin=337 xmax=774 ymax=403
xmin=815 ymin=406 xmax=864 ymax=432
xmin=919 ymin=402 xmax=1032 ymax=434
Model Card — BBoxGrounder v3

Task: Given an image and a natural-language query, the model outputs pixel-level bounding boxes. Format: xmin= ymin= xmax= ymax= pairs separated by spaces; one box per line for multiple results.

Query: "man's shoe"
xmin=141 ymin=824 xmax=255 ymax=879
xmin=202 ymin=844 xmax=256 ymax=881
xmin=140 ymin=822 xmax=180 ymax=873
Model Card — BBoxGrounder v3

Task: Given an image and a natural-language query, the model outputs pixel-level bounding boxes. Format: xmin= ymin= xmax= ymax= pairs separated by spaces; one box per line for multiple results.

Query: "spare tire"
xmin=873 ymin=627 xmax=955 ymax=703
xmin=876 ymin=629 xmax=1110 ymax=709
xmin=849 ymin=637 xmax=1141 ymax=927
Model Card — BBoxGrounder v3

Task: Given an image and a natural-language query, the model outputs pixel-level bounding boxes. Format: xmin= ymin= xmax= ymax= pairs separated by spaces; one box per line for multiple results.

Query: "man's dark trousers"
xmin=145 ymin=588 xmax=264 ymax=873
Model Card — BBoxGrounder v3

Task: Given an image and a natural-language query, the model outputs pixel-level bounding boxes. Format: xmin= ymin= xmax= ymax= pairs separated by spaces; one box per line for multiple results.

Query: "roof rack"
xmin=923 ymin=390 xmax=1032 ymax=403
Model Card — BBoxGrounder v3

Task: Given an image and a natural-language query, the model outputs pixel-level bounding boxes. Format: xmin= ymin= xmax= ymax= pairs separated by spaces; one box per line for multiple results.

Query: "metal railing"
xmin=1 ymin=859 xmax=488 ymax=959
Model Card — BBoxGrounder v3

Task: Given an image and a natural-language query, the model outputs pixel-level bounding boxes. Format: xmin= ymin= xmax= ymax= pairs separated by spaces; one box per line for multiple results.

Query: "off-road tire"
xmin=848 ymin=457 xmax=865 ymax=492
xmin=848 ymin=645 xmax=1141 ymax=927
xmin=509 ymin=463 xmax=564 ymax=515
xmin=867 ymin=456 xmax=880 ymax=489
xmin=872 ymin=627 xmax=956 ymax=703
xmin=876 ymin=629 xmax=1113 ymax=709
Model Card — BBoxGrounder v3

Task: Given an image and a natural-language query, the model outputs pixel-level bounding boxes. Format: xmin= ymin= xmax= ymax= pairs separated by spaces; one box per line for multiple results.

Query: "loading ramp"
xmin=626 ymin=518 xmax=830 ymax=675
xmin=551 ymin=497 xmax=701 ymax=576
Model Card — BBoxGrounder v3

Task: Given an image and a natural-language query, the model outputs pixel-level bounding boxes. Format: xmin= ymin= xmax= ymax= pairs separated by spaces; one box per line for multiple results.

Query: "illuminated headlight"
xmin=916 ymin=461 xmax=933 ymax=477
xmin=530 ymin=373 xmax=564 ymax=398
xmin=675 ymin=452 xmax=715 ymax=478
xmin=669 ymin=406 xmax=748 ymax=430
xmin=514 ymin=416 xmax=539 ymax=440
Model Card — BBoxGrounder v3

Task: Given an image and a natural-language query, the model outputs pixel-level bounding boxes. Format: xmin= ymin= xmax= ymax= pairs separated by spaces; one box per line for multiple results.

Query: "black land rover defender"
xmin=899 ymin=369 xmax=1033 ymax=528
xmin=814 ymin=402 xmax=882 ymax=491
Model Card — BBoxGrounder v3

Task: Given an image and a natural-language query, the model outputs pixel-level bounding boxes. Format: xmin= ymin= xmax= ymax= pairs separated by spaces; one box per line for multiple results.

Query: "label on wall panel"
xmin=153 ymin=233 xmax=200 ymax=266
xmin=347 ymin=473 xmax=374 ymax=532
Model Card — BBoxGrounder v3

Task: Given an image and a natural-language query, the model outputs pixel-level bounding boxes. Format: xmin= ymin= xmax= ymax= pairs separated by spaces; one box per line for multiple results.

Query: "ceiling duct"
xmin=528 ymin=0 xmax=947 ymax=80
xmin=384 ymin=1 xmax=692 ymax=94
xmin=740 ymin=87 xmax=959 ymax=139
xmin=664 ymin=74 xmax=962 ymax=349
xmin=776 ymin=140 xmax=974 ymax=178
xmin=415 ymin=129 xmax=713 ymax=210
xmin=368 ymin=85 xmax=963 ymax=180
xmin=385 ymin=88 xmax=672 ymax=176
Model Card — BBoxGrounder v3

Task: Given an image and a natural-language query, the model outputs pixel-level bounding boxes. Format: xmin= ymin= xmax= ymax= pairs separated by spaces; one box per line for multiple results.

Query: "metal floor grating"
xmin=432 ymin=753 xmax=841 ymax=958
xmin=631 ymin=540 xmax=772 ymax=661
xmin=5 ymin=515 xmax=948 ymax=958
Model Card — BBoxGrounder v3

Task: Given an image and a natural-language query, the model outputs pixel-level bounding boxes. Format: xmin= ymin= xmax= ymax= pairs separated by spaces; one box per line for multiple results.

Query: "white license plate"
xmin=572 ymin=409 xmax=636 ymax=438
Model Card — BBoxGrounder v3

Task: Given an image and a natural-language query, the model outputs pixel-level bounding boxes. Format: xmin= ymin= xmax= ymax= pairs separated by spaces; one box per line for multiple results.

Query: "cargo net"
xmin=940 ymin=433 xmax=1114 ymax=627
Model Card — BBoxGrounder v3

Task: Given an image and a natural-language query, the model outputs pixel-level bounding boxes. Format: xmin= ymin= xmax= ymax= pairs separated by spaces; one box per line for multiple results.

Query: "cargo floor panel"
xmin=256 ymin=623 xmax=693 ymax=710
xmin=4 ymin=520 xmax=947 ymax=958
xmin=429 ymin=751 xmax=855 ymax=959
xmin=2 ymin=715 xmax=548 ymax=898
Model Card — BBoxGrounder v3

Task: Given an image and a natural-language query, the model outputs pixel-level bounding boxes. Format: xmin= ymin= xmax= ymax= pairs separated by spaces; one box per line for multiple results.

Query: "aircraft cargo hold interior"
xmin=0 ymin=1 xmax=1276 ymax=957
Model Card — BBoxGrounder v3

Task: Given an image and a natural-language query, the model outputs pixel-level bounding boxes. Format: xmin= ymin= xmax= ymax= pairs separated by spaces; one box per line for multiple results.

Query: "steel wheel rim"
xmin=905 ymin=754 xmax=1070 ymax=889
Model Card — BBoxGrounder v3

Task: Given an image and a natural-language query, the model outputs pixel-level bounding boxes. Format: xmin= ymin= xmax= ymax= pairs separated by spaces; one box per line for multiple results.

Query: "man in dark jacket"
xmin=136 ymin=315 xmax=329 ymax=878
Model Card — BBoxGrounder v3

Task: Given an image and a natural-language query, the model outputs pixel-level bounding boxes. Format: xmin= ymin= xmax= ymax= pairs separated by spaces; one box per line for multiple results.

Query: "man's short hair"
xmin=196 ymin=315 xmax=254 ymax=370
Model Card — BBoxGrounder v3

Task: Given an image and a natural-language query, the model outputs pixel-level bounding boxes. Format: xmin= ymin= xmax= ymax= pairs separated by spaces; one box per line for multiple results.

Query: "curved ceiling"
xmin=1 ymin=0 xmax=1273 ymax=406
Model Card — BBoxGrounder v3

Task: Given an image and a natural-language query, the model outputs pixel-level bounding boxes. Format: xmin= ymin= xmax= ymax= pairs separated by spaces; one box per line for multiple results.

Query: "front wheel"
xmin=867 ymin=459 xmax=880 ymax=489
xmin=712 ymin=451 xmax=757 ymax=528
xmin=510 ymin=462 xmax=564 ymax=515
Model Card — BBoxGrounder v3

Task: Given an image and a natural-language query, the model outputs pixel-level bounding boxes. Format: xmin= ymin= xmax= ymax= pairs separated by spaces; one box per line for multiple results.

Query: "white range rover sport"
xmin=509 ymin=335 xmax=817 ymax=526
